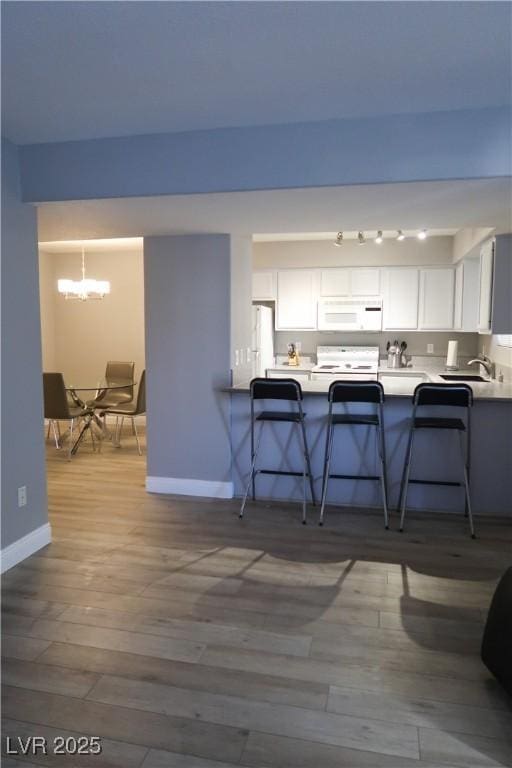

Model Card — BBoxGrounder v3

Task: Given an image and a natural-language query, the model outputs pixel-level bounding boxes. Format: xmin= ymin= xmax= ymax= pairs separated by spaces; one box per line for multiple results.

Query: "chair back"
xmin=105 ymin=360 xmax=135 ymax=400
xmin=329 ymin=380 xmax=384 ymax=404
xmin=250 ymin=378 xmax=303 ymax=402
xmin=43 ymin=373 xmax=72 ymax=420
xmin=134 ymin=370 xmax=146 ymax=414
xmin=413 ymin=383 xmax=473 ymax=408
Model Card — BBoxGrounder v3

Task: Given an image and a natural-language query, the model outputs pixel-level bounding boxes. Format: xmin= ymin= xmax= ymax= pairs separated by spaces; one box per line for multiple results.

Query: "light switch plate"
xmin=427 ymin=343 xmax=434 ymax=354
xmin=18 ymin=486 xmax=27 ymax=507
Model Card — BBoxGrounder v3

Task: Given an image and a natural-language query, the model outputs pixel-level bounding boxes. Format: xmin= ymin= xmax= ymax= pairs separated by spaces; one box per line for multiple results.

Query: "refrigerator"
xmin=252 ymin=305 xmax=274 ymax=378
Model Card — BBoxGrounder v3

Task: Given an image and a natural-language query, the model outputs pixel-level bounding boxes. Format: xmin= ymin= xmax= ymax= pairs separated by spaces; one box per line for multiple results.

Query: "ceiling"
xmin=2 ymin=2 xmax=511 ymax=145
xmin=36 ymin=178 xmax=512 ymax=242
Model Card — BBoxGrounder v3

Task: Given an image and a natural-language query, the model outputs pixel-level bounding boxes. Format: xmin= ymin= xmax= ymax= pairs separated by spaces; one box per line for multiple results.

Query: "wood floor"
xmin=2 ymin=426 xmax=512 ymax=767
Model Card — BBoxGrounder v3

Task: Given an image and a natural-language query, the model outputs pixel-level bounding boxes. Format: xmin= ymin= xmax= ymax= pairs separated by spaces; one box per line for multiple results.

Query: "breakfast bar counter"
xmin=226 ymin=376 xmax=512 ymax=518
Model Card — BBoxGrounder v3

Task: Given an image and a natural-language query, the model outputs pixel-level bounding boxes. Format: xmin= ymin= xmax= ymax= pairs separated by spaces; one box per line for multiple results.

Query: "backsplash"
xmin=274 ymin=331 xmax=479 ymax=362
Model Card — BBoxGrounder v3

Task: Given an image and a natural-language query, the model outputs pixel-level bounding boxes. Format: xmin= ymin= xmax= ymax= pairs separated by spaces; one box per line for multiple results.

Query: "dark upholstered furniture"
xmin=481 ymin=566 xmax=512 ymax=697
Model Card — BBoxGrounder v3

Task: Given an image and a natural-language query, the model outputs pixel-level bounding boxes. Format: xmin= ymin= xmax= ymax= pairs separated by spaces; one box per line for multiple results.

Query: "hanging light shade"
xmin=57 ymin=247 xmax=110 ymax=300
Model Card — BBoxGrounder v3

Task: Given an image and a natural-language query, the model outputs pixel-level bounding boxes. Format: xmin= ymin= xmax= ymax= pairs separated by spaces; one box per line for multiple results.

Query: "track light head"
xmin=396 ymin=230 xmax=405 ymax=241
xmin=358 ymin=231 xmax=366 ymax=245
xmin=418 ymin=229 xmax=428 ymax=240
xmin=375 ymin=230 xmax=383 ymax=244
xmin=334 ymin=232 xmax=343 ymax=247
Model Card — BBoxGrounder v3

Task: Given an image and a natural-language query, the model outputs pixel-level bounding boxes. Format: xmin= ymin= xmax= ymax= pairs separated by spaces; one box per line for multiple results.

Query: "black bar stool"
xmin=319 ymin=380 xmax=389 ymax=529
xmin=398 ymin=383 xmax=475 ymax=538
xmin=239 ymin=378 xmax=316 ymax=523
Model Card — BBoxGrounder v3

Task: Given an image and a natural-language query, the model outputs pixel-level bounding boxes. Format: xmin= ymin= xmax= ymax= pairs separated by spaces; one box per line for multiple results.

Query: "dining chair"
xmin=90 ymin=360 xmax=135 ymax=413
xmin=43 ymin=373 xmax=93 ymax=460
xmin=100 ymin=370 xmax=146 ymax=455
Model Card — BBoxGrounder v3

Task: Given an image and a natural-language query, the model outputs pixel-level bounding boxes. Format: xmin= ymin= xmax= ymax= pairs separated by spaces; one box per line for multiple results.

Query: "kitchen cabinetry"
xmin=454 ymin=262 xmax=464 ymax=329
xmin=478 ymin=240 xmax=494 ymax=333
xmin=252 ymin=271 xmax=276 ymax=301
xmin=478 ymin=236 xmax=512 ymax=334
xmin=419 ymin=268 xmax=454 ymax=330
xmin=320 ymin=268 xmax=380 ymax=297
xmin=276 ymin=270 xmax=319 ymax=330
xmin=454 ymin=258 xmax=479 ymax=332
xmin=382 ymin=268 xmax=419 ymax=330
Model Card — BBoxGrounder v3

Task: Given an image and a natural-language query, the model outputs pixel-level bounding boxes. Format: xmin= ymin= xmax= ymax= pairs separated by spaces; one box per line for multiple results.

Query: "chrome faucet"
xmin=468 ymin=354 xmax=494 ymax=379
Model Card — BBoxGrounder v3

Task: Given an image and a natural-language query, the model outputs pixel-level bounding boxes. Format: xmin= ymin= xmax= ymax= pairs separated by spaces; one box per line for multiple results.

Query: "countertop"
xmin=226 ymin=366 xmax=512 ymax=401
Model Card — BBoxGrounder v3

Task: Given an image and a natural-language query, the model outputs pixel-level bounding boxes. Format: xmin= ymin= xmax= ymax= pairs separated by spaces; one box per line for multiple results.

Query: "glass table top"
xmin=65 ymin=379 xmax=136 ymax=392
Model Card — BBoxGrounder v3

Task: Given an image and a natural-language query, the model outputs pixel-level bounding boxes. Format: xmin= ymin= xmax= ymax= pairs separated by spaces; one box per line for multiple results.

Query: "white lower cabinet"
xmin=419 ymin=268 xmax=455 ymax=330
xmin=276 ymin=270 xmax=319 ymax=330
xmin=382 ymin=268 xmax=419 ymax=330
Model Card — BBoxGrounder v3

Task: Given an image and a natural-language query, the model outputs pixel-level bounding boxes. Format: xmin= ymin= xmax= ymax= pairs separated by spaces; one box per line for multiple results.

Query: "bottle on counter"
xmin=287 ymin=342 xmax=300 ymax=366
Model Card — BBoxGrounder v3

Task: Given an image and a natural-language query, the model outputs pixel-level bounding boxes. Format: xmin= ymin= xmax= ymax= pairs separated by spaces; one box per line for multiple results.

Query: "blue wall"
xmin=1 ymin=138 xmax=49 ymax=550
xmin=19 ymin=107 xmax=511 ymax=203
xmin=144 ymin=235 xmax=232 ymax=496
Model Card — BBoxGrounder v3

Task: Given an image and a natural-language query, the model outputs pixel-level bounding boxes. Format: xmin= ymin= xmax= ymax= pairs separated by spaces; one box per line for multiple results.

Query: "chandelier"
xmin=57 ymin=247 xmax=110 ymax=300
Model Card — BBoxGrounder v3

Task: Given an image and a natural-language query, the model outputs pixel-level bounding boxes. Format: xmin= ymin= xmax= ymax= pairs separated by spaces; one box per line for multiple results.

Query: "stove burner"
xmin=318 ymin=365 xmax=338 ymax=370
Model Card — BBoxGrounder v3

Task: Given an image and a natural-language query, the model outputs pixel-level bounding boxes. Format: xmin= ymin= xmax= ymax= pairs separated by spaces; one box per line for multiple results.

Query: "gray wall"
xmin=144 ymin=235 xmax=231 ymax=485
xmin=1 ymin=138 xmax=48 ymax=548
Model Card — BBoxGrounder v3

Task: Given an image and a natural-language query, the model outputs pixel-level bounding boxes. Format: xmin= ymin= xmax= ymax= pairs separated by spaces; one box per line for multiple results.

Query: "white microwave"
xmin=318 ymin=297 xmax=383 ymax=331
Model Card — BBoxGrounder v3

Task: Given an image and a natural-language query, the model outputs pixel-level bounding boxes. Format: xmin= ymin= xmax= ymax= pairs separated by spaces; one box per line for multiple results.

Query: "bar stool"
xmin=239 ymin=378 xmax=316 ymax=524
xmin=319 ymin=380 xmax=389 ymax=529
xmin=398 ymin=383 xmax=475 ymax=538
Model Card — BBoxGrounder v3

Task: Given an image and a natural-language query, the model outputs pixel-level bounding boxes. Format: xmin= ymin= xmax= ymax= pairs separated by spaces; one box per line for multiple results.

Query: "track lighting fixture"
xmin=334 ymin=232 xmax=343 ymax=247
xmin=375 ymin=230 xmax=383 ymax=244
xmin=396 ymin=230 xmax=405 ymax=241
xmin=358 ymin=231 xmax=366 ymax=245
xmin=417 ymin=229 xmax=428 ymax=240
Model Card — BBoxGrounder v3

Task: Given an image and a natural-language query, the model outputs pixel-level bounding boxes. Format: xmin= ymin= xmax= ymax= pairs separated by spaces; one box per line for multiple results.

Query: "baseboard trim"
xmin=146 ymin=476 xmax=234 ymax=499
xmin=1 ymin=522 xmax=52 ymax=574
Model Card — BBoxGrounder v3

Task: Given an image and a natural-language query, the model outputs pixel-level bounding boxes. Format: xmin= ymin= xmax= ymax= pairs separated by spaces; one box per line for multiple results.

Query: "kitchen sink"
xmin=440 ymin=374 xmax=488 ymax=382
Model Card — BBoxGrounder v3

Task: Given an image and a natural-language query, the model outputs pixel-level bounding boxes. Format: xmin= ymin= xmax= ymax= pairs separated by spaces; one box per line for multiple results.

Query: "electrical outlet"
xmin=427 ymin=343 xmax=434 ymax=354
xmin=235 ymin=350 xmax=239 ymax=367
xmin=17 ymin=486 xmax=27 ymax=508
xmin=247 ymin=347 xmax=251 ymax=363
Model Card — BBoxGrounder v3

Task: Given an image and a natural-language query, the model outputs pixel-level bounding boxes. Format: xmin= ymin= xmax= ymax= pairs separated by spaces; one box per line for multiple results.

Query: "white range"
xmin=310 ymin=345 xmax=379 ymax=381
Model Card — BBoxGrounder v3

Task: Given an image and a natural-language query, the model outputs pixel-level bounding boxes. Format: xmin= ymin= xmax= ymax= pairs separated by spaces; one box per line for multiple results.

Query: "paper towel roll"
xmin=446 ymin=340 xmax=458 ymax=369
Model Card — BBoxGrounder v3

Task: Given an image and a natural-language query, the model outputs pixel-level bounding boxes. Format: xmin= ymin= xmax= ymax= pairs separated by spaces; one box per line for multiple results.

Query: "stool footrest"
xmin=329 ymin=473 xmax=380 ymax=481
xmin=409 ymin=478 xmax=463 ymax=487
xmin=257 ymin=469 xmax=310 ymax=478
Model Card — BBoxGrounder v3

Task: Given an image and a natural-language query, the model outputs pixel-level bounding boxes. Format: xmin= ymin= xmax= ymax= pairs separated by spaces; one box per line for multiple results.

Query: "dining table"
xmin=66 ymin=378 xmax=136 ymax=455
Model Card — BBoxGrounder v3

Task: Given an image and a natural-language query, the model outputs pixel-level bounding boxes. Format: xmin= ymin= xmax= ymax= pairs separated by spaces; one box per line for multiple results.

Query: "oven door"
xmin=318 ymin=299 xmax=363 ymax=331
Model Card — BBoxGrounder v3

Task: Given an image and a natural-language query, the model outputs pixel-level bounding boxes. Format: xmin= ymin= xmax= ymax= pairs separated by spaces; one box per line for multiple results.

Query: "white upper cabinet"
xmin=382 ymin=268 xmax=419 ymax=330
xmin=454 ymin=261 xmax=464 ymax=330
xmin=454 ymin=258 xmax=479 ymax=332
xmin=320 ymin=268 xmax=380 ymax=296
xmin=477 ymin=236 xmax=512 ymax=335
xmin=276 ymin=270 xmax=319 ymax=330
xmin=252 ymin=271 xmax=277 ymax=301
xmin=419 ymin=268 xmax=455 ymax=330
xmin=320 ymin=269 xmax=350 ymax=296
xmin=350 ymin=268 xmax=380 ymax=296
xmin=478 ymin=240 xmax=494 ymax=333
